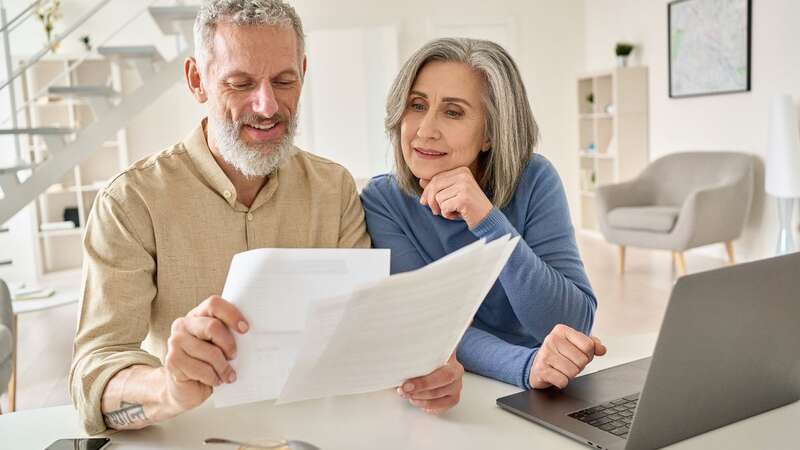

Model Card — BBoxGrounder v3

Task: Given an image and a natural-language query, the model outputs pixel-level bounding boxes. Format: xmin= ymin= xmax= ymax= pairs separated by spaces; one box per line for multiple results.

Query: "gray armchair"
xmin=0 ymin=279 xmax=13 ymax=414
xmin=595 ymin=152 xmax=755 ymax=275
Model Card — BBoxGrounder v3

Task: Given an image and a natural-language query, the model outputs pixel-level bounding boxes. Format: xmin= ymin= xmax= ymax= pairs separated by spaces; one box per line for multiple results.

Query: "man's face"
xmin=201 ymin=22 xmax=305 ymax=177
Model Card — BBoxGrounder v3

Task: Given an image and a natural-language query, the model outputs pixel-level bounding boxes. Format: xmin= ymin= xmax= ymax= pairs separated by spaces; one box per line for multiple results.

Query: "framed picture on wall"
xmin=668 ymin=0 xmax=751 ymax=98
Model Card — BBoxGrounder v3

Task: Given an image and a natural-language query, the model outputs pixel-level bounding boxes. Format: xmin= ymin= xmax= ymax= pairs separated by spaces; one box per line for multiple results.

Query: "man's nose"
xmin=252 ymin=81 xmax=279 ymax=118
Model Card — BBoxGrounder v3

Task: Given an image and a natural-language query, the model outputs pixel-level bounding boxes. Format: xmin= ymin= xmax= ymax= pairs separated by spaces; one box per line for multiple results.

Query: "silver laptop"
xmin=497 ymin=252 xmax=800 ymax=450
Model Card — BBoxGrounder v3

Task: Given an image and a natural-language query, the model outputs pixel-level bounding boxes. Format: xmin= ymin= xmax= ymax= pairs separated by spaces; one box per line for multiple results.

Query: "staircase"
xmin=0 ymin=3 xmax=199 ymax=225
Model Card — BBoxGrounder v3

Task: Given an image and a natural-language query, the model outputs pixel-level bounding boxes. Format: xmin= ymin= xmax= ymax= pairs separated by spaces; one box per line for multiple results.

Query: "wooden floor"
xmin=0 ymin=234 xmax=729 ymax=413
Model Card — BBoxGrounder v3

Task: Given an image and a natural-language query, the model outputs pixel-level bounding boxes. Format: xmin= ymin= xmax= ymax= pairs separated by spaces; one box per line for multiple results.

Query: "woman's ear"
xmin=481 ymin=138 xmax=491 ymax=152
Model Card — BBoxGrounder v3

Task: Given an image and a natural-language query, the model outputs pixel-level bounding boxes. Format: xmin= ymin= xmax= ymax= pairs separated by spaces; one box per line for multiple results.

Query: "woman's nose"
xmin=416 ymin=111 xmax=441 ymax=139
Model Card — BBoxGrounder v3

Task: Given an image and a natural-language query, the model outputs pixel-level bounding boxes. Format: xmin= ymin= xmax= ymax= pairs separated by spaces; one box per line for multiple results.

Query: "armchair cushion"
xmin=0 ymin=279 xmax=11 ymax=394
xmin=607 ymin=206 xmax=680 ymax=233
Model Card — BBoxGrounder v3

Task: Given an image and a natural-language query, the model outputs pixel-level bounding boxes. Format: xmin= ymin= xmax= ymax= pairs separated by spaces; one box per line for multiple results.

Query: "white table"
xmin=1 ymin=333 xmax=797 ymax=449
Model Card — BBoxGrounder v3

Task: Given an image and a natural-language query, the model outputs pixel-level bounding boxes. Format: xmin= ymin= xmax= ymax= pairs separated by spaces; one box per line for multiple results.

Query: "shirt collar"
xmin=183 ymin=118 xmax=282 ymax=211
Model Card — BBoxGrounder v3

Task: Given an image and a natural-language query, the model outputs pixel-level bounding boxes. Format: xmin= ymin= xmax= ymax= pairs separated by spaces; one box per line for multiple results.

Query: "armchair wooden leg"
xmin=618 ymin=246 xmax=626 ymax=274
xmin=673 ymin=251 xmax=687 ymax=276
xmin=725 ymin=241 xmax=736 ymax=264
xmin=7 ymin=313 xmax=16 ymax=413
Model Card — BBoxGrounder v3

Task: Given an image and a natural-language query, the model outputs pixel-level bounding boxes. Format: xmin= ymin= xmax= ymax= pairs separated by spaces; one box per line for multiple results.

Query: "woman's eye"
xmin=409 ymin=102 xmax=426 ymax=112
xmin=446 ymin=109 xmax=463 ymax=118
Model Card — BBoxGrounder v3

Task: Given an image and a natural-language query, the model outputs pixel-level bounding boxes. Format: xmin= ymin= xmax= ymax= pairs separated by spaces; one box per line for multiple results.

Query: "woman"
xmin=361 ymin=38 xmax=605 ymax=414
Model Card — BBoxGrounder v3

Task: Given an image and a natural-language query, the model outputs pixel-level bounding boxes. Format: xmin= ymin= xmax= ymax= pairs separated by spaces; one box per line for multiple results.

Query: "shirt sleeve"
xmin=470 ymin=163 xmax=597 ymax=343
xmin=337 ymin=171 xmax=371 ymax=249
xmin=69 ymin=189 xmax=162 ymax=435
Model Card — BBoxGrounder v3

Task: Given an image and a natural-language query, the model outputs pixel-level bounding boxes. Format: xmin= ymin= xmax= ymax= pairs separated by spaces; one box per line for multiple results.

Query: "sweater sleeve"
xmin=360 ymin=181 xmax=427 ymax=273
xmin=457 ymin=324 xmax=538 ymax=389
xmin=470 ymin=162 xmax=597 ymax=342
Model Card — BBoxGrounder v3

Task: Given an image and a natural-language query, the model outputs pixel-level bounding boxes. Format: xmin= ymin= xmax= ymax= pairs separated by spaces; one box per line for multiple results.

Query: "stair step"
xmin=48 ymin=85 xmax=118 ymax=98
xmin=0 ymin=163 xmax=33 ymax=175
xmin=149 ymin=5 xmax=199 ymax=36
xmin=0 ymin=127 xmax=74 ymax=135
xmin=98 ymin=45 xmax=164 ymax=62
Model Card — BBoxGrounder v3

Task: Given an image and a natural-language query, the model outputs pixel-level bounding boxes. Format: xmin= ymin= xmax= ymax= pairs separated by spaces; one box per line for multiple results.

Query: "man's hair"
xmin=194 ymin=0 xmax=306 ymax=72
xmin=385 ymin=38 xmax=539 ymax=208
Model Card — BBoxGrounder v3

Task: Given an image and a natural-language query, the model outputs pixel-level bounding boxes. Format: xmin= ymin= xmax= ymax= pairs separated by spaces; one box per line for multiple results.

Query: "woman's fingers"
xmin=408 ymin=394 xmax=460 ymax=413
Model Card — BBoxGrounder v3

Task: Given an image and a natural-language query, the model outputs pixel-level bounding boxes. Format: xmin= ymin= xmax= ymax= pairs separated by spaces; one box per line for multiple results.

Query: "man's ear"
xmin=185 ymin=57 xmax=208 ymax=103
xmin=301 ymin=55 xmax=308 ymax=79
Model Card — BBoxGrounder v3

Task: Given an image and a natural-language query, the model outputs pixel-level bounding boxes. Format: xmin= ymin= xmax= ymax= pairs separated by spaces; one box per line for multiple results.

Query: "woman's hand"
xmin=419 ymin=167 xmax=493 ymax=229
xmin=397 ymin=353 xmax=464 ymax=414
xmin=530 ymin=324 xmax=607 ymax=389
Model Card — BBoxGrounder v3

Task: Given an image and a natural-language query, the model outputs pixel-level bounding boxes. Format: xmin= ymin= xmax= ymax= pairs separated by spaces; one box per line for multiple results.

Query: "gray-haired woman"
xmin=361 ymin=38 xmax=606 ymax=414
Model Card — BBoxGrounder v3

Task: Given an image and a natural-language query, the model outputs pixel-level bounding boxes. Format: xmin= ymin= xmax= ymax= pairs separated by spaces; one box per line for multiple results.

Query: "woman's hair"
xmin=385 ymin=37 xmax=539 ymax=208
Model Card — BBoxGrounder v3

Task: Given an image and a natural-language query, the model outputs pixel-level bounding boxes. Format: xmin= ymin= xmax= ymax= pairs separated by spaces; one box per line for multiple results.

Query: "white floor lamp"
xmin=766 ymin=95 xmax=800 ymax=255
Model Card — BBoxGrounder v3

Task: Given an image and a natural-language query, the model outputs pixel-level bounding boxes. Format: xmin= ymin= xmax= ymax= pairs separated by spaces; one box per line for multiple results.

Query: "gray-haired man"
xmin=69 ymin=0 xmax=370 ymax=433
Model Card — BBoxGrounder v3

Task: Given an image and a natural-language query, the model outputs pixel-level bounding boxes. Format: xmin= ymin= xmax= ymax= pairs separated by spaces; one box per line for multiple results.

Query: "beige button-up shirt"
xmin=69 ymin=121 xmax=370 ymax=434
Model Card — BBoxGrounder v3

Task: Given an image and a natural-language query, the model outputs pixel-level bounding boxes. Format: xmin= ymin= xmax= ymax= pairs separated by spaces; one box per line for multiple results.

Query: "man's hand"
xmin=419 ymin=167 xmax=493 ymax=229
xmin=396 ymin=353 xmax=464 ymax=414
xmin=530 ymin=324 xmax=606 ymax=390
xmin=163 ymin=295 xmax=249 ymax=413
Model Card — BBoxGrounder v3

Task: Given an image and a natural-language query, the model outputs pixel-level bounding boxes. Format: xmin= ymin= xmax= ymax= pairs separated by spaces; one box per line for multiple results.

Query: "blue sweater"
xmin=360 ymin=154 xmax=597 ymax=388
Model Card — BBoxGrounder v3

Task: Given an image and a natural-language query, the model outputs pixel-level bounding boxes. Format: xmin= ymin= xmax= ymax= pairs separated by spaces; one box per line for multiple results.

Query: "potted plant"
xmin=615 ymin=42 xmax=634 ymax=67
xmin=36 ymin=0 xmax=62 ymax=52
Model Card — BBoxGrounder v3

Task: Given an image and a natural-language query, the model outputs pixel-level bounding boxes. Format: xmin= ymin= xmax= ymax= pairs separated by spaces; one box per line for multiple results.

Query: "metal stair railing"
xmin=0 ymin=0 xmax=198 ymax=224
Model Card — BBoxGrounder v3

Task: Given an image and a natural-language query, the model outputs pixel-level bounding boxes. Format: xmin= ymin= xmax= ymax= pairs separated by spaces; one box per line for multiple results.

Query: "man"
xmin=69 ymin=0 xmax=371 ymax=434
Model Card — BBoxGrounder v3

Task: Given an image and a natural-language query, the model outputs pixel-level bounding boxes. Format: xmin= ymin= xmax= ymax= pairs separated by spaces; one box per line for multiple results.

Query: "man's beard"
xmin=209 ymin=110 xmax=299 ymax=178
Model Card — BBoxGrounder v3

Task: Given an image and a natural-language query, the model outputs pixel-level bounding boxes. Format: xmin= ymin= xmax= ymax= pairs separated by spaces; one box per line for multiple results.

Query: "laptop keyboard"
xmin=568 ymin=393 xmax=640 ymax=439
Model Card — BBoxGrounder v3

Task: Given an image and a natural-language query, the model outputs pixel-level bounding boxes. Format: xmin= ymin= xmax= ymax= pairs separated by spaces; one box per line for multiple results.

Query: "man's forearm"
xmin=101 ymin=365 xmax=179 ymax=430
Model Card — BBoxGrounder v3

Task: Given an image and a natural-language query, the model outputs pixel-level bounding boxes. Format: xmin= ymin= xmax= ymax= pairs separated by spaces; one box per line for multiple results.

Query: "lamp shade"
xmin=765 ymin=95 xmax=800 ymax=198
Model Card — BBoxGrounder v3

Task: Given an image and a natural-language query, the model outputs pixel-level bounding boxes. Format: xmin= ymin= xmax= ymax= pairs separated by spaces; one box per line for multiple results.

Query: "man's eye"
xmin=275 ymin=80 xmax=296 ymax=87
xmin=229 ymin=82 xmax=252 ymax=90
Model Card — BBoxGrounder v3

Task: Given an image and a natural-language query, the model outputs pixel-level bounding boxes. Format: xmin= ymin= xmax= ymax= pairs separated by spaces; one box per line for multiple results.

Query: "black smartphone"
xmin=44 ymin=438 xmax=111 ymax=450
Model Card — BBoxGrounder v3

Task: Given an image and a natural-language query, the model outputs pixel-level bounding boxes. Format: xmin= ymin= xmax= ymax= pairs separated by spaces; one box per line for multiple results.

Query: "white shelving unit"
xmin=21 ymin=56 xmax=130 ymax=278
xmin=577 ymin=67 xmax=649 ymax=233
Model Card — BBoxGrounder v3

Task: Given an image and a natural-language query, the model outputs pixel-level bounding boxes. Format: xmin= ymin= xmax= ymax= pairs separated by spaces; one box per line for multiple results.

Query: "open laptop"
xmin=497 ymin=252 xmax=800 ymax=450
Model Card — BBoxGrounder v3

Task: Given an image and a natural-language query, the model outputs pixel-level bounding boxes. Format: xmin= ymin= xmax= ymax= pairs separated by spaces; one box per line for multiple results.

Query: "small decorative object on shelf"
xmin=615 ymin=42 xmax=634 ymax=67
xmin=586 ymin=93 xmax=595 ymax=105
xmin=80 ymin=35 xmax=92 ymax=52
xmin=36 ymin=0 xmax=63 ymax=52
xmin=63 ymin=207 xmax=80 ymax=229
xmin=605 ymin=104 xmax=615 ymax=114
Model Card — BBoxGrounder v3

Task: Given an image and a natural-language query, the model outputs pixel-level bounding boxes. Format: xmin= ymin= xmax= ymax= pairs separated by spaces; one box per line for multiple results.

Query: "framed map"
xmin=668 ymin=0 xmax=751 ymax=98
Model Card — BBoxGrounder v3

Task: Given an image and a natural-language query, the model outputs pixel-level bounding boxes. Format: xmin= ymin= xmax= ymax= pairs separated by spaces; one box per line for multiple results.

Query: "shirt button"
xmin=223 ymin=190 xmax=232 ymax=199
xmin=247 ymin=213 xmax=254 ymax=221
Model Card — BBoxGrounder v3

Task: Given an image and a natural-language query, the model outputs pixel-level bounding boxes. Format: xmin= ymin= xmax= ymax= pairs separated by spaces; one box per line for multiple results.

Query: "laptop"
xmin=496 ymin=252 xmax=800 ymax=450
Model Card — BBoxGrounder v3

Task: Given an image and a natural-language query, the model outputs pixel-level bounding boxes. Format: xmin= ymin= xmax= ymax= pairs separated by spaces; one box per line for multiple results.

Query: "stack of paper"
xmin=213 ymin=235 xmax=519 ymax=407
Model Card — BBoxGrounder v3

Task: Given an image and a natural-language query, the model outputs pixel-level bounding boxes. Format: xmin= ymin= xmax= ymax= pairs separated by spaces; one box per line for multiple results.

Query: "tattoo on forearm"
xmin=104 ymin=401 xmax=148 ymax=427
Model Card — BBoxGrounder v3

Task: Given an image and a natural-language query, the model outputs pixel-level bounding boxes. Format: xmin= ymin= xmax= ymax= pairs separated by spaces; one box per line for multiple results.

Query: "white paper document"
xmin=275 ymin=235 xmax=519 ymax=404
xmin=213 ymin=248 xmax=390 ymax=407
xmin=213 ymin=236 xmax=518 ymax=408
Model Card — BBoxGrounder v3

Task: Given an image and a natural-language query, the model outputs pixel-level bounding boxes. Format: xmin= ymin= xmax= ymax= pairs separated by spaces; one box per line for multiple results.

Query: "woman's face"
xmin=400 ymin=61 xmax=490 ymax=182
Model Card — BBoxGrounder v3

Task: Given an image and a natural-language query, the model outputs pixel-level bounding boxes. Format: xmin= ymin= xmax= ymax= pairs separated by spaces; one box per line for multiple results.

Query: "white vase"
xmin=617 ymin=55 xmax=628 ymax=67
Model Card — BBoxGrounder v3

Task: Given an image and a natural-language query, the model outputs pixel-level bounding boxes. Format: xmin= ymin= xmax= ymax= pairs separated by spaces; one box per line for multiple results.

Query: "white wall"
xmin=294 ymin=0 xmax=587 ymax=215
xmin=584 ymin=0 xmax=800 ymax=260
